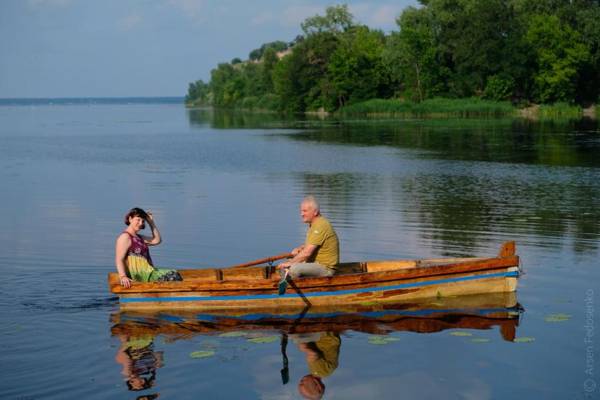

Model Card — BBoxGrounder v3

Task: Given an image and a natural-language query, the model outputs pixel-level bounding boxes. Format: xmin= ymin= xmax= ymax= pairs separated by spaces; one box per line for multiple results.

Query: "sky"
xmin=0 ymin=0 xmax=417 ymax=98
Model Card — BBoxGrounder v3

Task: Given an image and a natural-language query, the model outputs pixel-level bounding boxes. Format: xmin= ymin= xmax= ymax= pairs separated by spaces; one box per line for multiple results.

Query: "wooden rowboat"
xmin=108 ymin=241 xmax=520 ymax=311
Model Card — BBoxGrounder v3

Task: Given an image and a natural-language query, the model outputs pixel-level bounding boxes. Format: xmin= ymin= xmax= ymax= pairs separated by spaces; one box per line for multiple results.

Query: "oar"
xmin=227 ymin=253 xmax=293 ymax=269
xmin=280 ymin=305 xmax=311 ymax=385
xmin=278 ymin=270 xmax=311 ymax=307
xmin=278 ymin=269 xmax=290 ymax=295
xmin=280 ymin=333 xmax=289 ymax=384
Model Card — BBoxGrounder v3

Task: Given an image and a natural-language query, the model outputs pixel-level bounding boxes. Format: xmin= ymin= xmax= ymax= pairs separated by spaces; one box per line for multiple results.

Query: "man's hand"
xmin=277 ymin=261 xmax=291 ymax=270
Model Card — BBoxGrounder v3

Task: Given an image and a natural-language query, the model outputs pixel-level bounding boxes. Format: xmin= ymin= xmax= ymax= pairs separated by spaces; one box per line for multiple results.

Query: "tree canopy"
xmin=186 ymin=1 xmax=600 ymax=111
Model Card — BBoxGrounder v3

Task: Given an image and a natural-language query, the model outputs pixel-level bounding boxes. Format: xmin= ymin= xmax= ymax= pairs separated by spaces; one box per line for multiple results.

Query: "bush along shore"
xmin=186 ymin=3 xmax=599 ymax=118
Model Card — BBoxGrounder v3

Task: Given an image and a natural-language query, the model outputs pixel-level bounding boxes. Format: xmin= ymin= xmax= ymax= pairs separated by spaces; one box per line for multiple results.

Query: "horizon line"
xmin=0 ymin=95 xmax=184 ymax=100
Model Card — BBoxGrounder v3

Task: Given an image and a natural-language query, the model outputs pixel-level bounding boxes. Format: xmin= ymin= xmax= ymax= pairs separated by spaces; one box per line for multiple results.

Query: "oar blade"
xmin=278 ymin=270 xmax=289 ymax=295
xmin=278 ymin=279 xmax=288 ymax=295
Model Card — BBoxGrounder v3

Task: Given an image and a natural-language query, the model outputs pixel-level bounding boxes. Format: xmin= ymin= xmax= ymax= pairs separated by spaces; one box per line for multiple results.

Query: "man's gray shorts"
xmin=288 ymin=262 xmax=334 ymax=279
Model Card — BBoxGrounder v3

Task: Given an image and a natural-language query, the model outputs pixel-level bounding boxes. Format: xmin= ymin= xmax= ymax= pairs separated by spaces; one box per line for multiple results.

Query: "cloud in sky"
xmin=117 ymin=13 xmax=143 ymax=31
xmin=280 ymin=4 xmax=323 ymax=28
xmin=351 ymin=3 xmax=406 ymax=29
xmin=167 ymin=0 xmax=206 ymax=19
xmin=1 ymin=0 xmax=417 ymax=98
xmin=27 ymin=0 xmax=72 ymax=8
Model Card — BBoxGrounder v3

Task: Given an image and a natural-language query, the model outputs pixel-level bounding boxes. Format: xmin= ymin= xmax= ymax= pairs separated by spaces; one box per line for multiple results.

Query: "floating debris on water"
xmin=247 ymin=336 xmax=278 ymax=344
xmin=544 ymin=313 xmax=571 ymax=323
xmin=450 ymin=331 xmax=473 ymax=337
xmin=219 ymin=331 xmax=248 ymax=338
xmin=514 ymin=337 xmax=535 ymax=343
xmin=470 ymin=338 xmax=491 ymax=343
xmin=190 ymin=350 xmax=215 ymax=359
xmin=368 ymin=335 xmax=400 ymax=345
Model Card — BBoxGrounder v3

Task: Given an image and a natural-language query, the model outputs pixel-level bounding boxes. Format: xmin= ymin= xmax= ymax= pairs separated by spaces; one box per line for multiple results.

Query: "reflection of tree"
xmin=402 ymin=173 xmax=600 ymax=255
xmin=185 ymin=108 xmax=599 ymax=254
xmin=297 ymin=173 xmax=374 ymax=224
xmin=291 ymin=119 xmax=600 ymax=255
xmin=402 ymin=175 xmax=494 ymax=255
xmin=296 ymin=169 xmax=599 ymax=256
xmin=187 ymin=108 xmax=293 ymax=129
xmin=288 ymin=118 xmax=600 ymax=168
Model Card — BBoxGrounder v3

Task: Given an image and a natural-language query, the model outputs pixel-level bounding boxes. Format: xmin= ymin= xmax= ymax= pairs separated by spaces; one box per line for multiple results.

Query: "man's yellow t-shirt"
xmin=305 ymin=216 xmax=339 ymax=269
xmin=307 ymin=332 xmax=341 ymax=378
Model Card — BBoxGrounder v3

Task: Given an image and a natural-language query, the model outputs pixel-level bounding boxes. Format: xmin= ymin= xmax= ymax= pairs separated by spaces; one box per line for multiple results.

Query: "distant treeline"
xmin=186 ymin=1 xmax=600 ymax=113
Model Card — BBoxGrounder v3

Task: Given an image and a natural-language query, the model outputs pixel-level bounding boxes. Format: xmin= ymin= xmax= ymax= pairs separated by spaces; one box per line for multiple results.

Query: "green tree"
xmin=328 ymin=26 xmax=389 ymax=107
xmin=301 ymin=4 xmax=354 ymax=36
xmin=385 ymin=6 xmax=443 ymax=101
xmin=525 ymin=14 xmax=589 ymax=103
xmin=248 ymin=41 xmax=289 ymax=61
xmin=261 ymin=47 xmax=279 ymax=93
xmin=273 ymin=6 xmax=354 ymax=112
xmin=424 ymin=0 xmax=519 ymax=96
xmin=185 ymin=79 xmax=209 ymax=104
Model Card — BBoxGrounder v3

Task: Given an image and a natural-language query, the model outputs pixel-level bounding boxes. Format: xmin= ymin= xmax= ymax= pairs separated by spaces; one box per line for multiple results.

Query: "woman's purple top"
xmin=124 ymin=232 xmax=154 ymax=266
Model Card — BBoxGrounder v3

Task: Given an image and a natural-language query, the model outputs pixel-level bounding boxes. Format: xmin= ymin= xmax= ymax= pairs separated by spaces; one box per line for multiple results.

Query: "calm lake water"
xmin=0 ymin=100 xmax=598 ymax=399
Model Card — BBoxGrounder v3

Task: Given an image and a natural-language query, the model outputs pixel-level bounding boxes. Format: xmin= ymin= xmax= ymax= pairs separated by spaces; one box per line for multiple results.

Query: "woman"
xmin=115 ymin=207 xmax=182 ymax=288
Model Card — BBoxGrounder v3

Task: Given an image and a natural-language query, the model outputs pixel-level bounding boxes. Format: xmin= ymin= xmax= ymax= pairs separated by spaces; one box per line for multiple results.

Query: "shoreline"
xmin=186 ymin=99 xmax=598 ymax=121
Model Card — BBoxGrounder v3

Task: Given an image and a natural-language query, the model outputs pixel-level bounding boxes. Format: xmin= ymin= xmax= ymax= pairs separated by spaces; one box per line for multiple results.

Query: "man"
xmin=278 ymin=196 xmax=339 ymax=278
xmin=295 ymin=331 xmax=341 ymax=400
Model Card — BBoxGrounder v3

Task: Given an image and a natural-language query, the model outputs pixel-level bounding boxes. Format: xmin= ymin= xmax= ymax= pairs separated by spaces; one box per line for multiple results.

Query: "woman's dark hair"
xmin=124 ymin=207 xmax=148 ymax=225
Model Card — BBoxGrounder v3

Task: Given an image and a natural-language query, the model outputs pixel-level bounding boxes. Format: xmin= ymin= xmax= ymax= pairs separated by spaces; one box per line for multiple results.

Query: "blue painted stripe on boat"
xmin=161 ymin=306 xmax=519 ymax=323
xmin=120 ymin=270 xmax=519 ymax=304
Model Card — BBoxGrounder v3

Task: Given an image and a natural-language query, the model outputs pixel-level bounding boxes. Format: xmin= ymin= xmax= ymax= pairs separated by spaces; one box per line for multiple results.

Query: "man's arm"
xmin=279 ymin=244 xmax=317 ymax=269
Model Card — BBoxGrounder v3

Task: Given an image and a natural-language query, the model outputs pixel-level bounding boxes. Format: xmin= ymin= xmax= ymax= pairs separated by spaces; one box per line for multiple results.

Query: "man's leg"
xmin=288 ymin=262 xmax=333 ymax=279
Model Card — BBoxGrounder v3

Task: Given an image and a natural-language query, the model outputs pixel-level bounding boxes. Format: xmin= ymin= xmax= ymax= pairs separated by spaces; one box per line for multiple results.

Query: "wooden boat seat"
xmin=178 ymin=269 xmax=220 ymax=281
xmin=366 ymin=260 xmax=417 ymax=273
xmin=222 ymin=267 xmax=267 ymax=281
xmin=365 ymin=258 xmax=487 ymax=273
xmin=336 ymin=262 xmax=365 ymax=274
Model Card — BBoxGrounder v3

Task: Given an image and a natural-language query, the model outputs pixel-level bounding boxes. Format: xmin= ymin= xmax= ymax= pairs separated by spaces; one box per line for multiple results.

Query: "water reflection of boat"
xmin=108 ymin=242 xmax=520 ymax=311
xmin=110 ymin=292 xmax=522 ymax=342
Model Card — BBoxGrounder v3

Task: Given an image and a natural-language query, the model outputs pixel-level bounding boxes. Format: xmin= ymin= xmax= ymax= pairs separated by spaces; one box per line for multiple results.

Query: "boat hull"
xmin=109 ymin=242 xmax=520 ymax=311
xmin=116 ymin=266 xmax=519 ymax=311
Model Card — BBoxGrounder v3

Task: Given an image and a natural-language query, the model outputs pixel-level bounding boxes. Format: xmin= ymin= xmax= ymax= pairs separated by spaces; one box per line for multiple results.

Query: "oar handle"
xmin=228 ymin=252 xmax=293 ymax=269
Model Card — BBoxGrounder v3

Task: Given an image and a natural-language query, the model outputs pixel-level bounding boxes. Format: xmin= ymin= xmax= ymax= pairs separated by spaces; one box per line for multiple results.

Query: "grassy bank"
xmin=338 ymin=98 xmax=516 ymax=117
xmin=188 ymin=97 xmax=598 ymax=120
xmin=538 ymin=103 xmax=583 ymax=119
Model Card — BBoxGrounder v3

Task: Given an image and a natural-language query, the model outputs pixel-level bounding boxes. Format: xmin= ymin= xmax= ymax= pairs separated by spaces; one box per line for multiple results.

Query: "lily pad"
xmin=544 ymin=313 xmax=571 ymax=323
xmin=514 ymin=337 xmax=535 ymax=343
xmin=368 ymin=336 xmax=400 ymax=345
xmin=219 ymin=331 xmax=248 ymax=338
xmin=470 ymin=338 xmax=491 ymax=343
xmin=190 ymin=350 xmax=215 ymax=359
xmin=450 ymin=331 xmax=473 ymax=337
xmin=247 ymin=336 xmax=278 ymax=344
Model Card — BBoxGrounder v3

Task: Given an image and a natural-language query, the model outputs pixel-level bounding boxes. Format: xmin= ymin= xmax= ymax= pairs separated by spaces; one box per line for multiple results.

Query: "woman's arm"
xmin=142 ymin=212 xmax=162 ymax=246
xmin=115 ymin=233 xmax=132 ymax=288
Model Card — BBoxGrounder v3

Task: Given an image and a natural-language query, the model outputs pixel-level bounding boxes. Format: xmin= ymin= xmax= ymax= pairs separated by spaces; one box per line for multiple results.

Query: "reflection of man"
xmin=278 ymin=196 xmax=339 ymax=279
xmin=115 ymin=333 xmax=163 ymax=392
xmin=293 ymin=332 xmax=341 ymax=400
